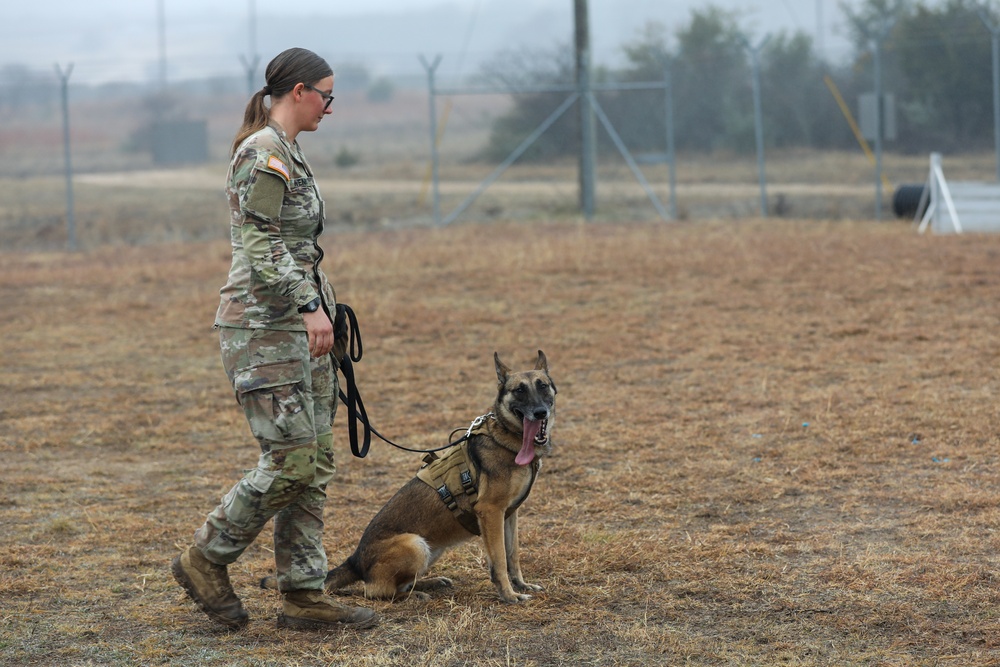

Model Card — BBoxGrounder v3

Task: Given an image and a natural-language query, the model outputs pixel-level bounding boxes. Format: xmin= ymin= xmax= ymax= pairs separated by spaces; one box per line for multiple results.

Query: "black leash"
xmin=335 ymin=303 xmax=472 ymax=459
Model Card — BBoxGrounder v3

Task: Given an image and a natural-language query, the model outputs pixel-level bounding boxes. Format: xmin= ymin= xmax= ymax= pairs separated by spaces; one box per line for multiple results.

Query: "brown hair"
xmin=230 ymin=47 xmax=333 ymax=155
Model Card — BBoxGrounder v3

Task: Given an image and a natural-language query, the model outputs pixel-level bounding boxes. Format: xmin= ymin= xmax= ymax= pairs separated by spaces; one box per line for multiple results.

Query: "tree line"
xmin=480 ymin=0 xmax=998 ymax=161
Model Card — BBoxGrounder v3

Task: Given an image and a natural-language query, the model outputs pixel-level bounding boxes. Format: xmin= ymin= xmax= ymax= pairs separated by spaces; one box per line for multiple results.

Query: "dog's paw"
xmin=499 ymin=591 xmax=533 ymax=603
xmin=414 ymin=576 xmax=453 ymax=591
xmin=513 ymin=581 xmax=543 ymax=594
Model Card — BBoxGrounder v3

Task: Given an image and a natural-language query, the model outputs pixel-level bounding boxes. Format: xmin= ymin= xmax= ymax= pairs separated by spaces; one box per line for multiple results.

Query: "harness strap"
xmin=417 ymin=442 xmax=482 ymax=535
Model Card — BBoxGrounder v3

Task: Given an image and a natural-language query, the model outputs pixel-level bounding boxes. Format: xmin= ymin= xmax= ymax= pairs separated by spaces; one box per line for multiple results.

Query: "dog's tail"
xmin=258 ymin=558 xmax=362 ymax=592
xmin=324 ymin=559 xmax=362 ymax=592
xmin=260 ymin=558 xmax=361 ymax=591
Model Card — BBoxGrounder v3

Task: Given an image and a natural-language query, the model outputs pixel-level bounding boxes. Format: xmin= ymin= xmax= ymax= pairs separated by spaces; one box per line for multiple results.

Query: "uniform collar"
xmin=267 ymin=120 xmax=308 ymax=171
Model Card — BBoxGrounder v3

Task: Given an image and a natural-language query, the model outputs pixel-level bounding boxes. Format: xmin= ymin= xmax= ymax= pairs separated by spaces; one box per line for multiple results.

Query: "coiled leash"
xmin=334 ymin=303 xmax=476 ymax=459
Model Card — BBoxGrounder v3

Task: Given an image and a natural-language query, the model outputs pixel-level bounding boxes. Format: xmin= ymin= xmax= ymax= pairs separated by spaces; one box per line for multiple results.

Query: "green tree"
xmin=842 ymin=0 xmax=994 ymax=152
xmin=896 ymin=0 xmax=993 ymax=150
xmin=671 ymin=6 xmax=750 ymax=151
xmin=761 ymin=33 xmax=851 ymax=149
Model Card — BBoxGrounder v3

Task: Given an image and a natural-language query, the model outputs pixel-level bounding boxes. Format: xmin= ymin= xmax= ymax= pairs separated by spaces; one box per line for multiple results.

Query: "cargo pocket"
xmin=233 ymin=358 xmax=314 ymax=447
xmin=221 ymin=466 xmax=281 ymax=531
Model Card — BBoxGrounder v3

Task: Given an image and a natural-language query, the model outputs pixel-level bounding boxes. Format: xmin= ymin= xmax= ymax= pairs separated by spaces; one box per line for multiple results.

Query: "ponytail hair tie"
xmin=261 ymin=85 xmax=272 ymax=95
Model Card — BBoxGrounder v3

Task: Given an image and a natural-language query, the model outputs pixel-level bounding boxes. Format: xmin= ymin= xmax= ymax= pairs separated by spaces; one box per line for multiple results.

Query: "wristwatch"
xmin=297 ymin=297 xmax=322 ymax=313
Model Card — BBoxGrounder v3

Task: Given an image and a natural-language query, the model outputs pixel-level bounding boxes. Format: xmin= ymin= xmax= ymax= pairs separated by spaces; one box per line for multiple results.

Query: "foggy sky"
xmin=3 ymin=0 xmax=856 ymax=85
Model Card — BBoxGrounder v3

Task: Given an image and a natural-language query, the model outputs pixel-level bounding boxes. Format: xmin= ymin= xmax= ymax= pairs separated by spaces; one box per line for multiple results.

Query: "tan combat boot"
xmin=278 ymin=589 xmax=378 ymax=630
xmin=171 ymin=546 xmax=249 ymax=630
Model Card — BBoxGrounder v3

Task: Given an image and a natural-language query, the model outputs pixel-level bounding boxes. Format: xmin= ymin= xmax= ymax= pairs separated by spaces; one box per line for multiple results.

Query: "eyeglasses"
xmin=304 ymin=84 xmax=334 ymax=110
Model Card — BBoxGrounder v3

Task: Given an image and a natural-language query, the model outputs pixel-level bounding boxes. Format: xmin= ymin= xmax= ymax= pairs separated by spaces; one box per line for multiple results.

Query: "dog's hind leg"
xmin=411 ymin=576 xmax=453 ymax=592
xmin=324 ymin=559 xmax=361 ymax=592
xmin=363 ymin=534 xmax=434 ymax=601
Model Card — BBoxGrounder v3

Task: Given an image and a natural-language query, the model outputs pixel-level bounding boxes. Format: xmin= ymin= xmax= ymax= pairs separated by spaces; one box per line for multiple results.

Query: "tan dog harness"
xmin=416 ymin=414 xmax=538 ymax=536
xmin=417 ymin=443 xmax=482 ymax=535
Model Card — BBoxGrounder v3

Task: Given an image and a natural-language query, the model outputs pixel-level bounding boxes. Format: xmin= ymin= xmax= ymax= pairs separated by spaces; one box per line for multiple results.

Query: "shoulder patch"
xmin=265 ymin=155 xmax=291 ymax=182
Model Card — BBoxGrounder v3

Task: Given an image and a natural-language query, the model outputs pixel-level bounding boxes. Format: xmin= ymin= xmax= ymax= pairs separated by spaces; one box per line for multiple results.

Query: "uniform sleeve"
xmin=238 ymin=152 xmax=320 ymax=307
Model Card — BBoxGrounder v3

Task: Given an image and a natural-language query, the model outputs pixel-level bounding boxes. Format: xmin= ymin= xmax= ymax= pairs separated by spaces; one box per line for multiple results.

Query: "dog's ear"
xmin=494 ymin=351 xmax=511 ymax=385
xmin=535 ymin=350 xmax=556 ymax=393
xmin=534 ymin=350 xmax=548 ymax=372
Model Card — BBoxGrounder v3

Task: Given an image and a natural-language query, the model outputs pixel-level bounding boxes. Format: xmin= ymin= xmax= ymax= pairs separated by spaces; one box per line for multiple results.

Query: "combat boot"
xmin=278 ymin=589 xmax=378 ymax=630
xmin=171 ymin=545 xmax=249 ymax=630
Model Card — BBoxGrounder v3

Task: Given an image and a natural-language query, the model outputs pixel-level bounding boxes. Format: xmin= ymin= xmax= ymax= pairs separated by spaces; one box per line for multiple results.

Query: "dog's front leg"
xmin=504 ymin=511 xmax=542 ymax=595
xmin=477 ymin=505 xmax=529 ymax=603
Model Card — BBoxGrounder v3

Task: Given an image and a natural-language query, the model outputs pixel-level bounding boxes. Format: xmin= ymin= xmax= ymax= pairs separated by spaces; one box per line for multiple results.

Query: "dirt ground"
xmin=3 ymin=217 xmax=1000 ymax=666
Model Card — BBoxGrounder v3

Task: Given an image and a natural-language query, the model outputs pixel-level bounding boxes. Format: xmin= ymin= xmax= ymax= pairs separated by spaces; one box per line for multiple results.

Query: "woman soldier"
xmin=172 ymin=48 xmax=377 ymax=631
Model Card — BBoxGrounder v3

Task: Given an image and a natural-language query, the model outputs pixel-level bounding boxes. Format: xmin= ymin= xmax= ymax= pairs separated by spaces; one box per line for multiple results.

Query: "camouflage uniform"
xmin=194 ymin=121 xmax=339 ymax=592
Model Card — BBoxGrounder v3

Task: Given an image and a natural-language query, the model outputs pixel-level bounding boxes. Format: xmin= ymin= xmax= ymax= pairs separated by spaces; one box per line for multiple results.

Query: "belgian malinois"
xmin=322 ymin=350 xmax=555 ymax=603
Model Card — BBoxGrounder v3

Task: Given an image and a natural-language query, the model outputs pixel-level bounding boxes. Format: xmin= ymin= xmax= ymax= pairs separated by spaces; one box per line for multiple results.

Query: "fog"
xmin=3 ymin=0 xmax=852 ymax=86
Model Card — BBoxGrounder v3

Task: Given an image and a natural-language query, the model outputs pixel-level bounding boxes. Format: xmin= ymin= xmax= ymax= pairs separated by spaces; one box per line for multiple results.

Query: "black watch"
xmin=297 ymin=297 xmax=322 ymax=313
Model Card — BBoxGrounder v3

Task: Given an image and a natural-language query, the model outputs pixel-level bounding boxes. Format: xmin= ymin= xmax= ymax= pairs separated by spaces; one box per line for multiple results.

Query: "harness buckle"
xmin=436 ymin=484 xmax=458 ymax=511
xmin=459 ymin=469 xmax=475 ymax=494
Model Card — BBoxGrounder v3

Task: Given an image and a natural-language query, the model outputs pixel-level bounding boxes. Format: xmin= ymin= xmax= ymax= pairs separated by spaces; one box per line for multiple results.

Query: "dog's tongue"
xmin=516 ymin=417 xmax=539 ymax=466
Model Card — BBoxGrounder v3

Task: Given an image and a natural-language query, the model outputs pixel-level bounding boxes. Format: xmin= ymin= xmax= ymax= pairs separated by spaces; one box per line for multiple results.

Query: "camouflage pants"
xmin=194 ymin=326 xmax=338 ymax=592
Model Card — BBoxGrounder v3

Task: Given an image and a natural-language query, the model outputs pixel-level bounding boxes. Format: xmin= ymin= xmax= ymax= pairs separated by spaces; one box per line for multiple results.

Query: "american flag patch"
xmin=266 ymin=155 xmax=290 ymax=181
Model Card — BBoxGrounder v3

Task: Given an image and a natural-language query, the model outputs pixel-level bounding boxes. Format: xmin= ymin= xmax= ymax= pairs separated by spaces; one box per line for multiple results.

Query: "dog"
xmin=303 ymin=350 xmax=555 ymax=603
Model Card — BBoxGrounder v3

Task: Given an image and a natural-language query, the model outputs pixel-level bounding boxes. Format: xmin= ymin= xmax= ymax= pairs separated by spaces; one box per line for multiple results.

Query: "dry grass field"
xmin=4 ymin=83 xmax=1000 ymax=665
xmin=4 ymin=212 xmax=1000 ymax=666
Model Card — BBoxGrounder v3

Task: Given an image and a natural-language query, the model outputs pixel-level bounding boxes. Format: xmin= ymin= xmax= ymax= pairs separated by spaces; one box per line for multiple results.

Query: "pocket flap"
xmin=234 ymin=358 xmax=305 ymax=394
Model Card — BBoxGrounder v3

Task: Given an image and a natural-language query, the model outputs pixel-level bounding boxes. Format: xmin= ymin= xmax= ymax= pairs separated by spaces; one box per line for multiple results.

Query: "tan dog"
xmin=324 ymin=350 xmax=556 ymax=603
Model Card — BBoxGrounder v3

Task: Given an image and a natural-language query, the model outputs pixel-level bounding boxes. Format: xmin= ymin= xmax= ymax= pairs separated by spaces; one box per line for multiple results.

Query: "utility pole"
xmin=575 ymin=0 xmax=596 ymax=219
xmin=239 ymin=0 xmax=261 ymax=96
xmin=157 ymin=0 xmax=167 ymax=92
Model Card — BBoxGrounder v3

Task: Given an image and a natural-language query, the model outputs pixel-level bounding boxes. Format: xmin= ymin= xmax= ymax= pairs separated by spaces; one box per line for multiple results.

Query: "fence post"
xmin=55 ymin=63 xmax=76 ymax=251
xmin=743 ymin=35 xmax=771 ymax=218
xmin=979 ymin=9 xmax=1000 ymax=182
xmin=663 ymin=57 xmax=677 ymax=220
xmin=865 ymin=15 xmax=895 ymax=221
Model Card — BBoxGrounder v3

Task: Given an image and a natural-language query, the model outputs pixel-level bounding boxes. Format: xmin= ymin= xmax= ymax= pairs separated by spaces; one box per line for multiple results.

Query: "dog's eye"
xmin=536 ymin=380 xmax=549 ymax=391
xmin=513 ymin=385 xmax=527 ymax=395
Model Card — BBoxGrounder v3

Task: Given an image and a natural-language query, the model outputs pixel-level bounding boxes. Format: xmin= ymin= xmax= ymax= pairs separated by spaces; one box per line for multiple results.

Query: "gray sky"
xmin=4 ymin=0 xmax=858 ymax=85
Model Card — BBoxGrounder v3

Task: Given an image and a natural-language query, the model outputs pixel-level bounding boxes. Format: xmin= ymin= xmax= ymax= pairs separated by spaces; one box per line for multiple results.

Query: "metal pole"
xmin=419 ymin=55 xmax=443 ymax=225
xmin=866 ymin=15 xmax=895 ymax=221
xmin=56 ymin=64 xmax=76 ymax=251
xmin=873 ymin=35 xmax=884 ymax=220
xmin=994 ymin=30 xmax=1000 ymax=182
xmin=979 ymin=9 xmax=1000 ymax=182
xmin=575 ymin=0 xmax=596 ymax=219
xmin=663 ymin=58 xmax=677 ymax=220
xmin=743 ymin=35 xmax=770 ymax=217
xmin=240 ymin=0 xmax=260 ymax=96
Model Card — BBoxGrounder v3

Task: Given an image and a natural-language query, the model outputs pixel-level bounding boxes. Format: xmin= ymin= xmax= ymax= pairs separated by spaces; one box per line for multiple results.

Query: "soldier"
xmin=172 ymin=47 xmax=377 ymax=631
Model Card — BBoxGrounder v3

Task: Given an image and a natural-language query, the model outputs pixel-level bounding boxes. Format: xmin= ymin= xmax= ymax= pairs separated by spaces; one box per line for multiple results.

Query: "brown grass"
xmin=4 ymin=216 xmax=1000 ymax=665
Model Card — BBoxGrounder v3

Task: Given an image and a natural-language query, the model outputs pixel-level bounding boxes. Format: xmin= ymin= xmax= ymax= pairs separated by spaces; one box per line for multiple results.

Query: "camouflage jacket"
xmin=216 ymin=121 xmax=336 ymax=330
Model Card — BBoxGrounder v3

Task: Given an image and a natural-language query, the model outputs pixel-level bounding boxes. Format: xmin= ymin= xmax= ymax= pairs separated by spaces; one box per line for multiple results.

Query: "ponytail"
xmin=230 ymin=88 xmax=271 ymax=156
xmin=229 ymin=48 xmax=332 ymax=157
